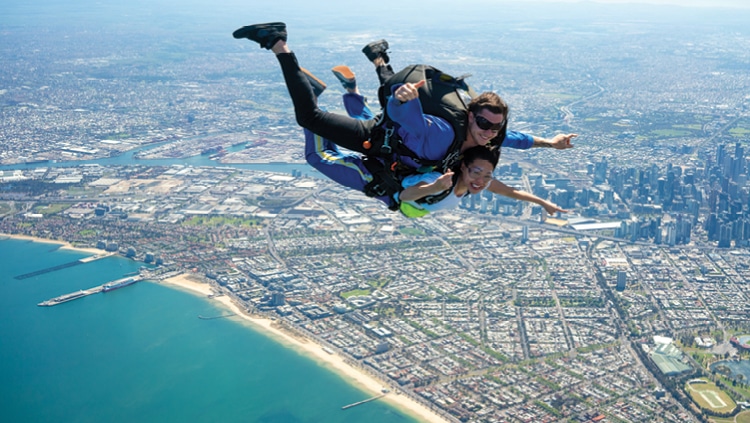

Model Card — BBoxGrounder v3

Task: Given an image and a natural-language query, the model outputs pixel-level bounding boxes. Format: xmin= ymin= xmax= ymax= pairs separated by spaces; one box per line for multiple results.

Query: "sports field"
xmin=686 ymin=380 xmax=737 ymax=414
xmin=710 ymin=410 xmax=750 ymax=423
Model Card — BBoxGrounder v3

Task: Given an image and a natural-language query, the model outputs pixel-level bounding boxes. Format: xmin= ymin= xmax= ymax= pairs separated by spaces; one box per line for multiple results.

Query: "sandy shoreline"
xmin=0 ymin=233 xmax=448 ymax=422
xmin=160 ymin=273 xmax=449 ymax=423
xmin=0 ymin=233 xmax=105 ymax=255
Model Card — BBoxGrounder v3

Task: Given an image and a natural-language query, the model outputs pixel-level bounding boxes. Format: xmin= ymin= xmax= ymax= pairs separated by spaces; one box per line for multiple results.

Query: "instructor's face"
xmin=467 ymin=110 xmax=504 ymax=148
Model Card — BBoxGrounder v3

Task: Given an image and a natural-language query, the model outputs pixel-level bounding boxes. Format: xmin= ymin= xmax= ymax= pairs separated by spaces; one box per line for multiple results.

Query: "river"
xmin=0 ymin=141 xmax=319 ymax=177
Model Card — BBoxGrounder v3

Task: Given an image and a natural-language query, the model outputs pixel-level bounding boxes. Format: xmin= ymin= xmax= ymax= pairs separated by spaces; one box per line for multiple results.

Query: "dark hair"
xmin=468 ymin=92 xmax=508 ymax=117
xmin=461 ymin=145 xmax=500 ymax=169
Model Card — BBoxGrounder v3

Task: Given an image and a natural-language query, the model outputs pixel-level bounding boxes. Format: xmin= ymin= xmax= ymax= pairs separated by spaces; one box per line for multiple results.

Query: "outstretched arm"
xmin=488 ymin=179 xmax=568 ymax=215
xmin=532 ymin=133 xmax=577 ymax=150
xmin=399 ymin=170 xmax=454 ymax=202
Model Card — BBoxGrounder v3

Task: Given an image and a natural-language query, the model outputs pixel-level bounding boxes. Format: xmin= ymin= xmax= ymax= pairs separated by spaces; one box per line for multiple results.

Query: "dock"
xmin=37 ymin=285 xmax=103 ymax=306
xmin=79 ymin=253 xmax=111 ymax=263
xmin=341 ymin=392 xmax=387 ymax=410
xmin=37 ymin=275 xmax=139 ymax=307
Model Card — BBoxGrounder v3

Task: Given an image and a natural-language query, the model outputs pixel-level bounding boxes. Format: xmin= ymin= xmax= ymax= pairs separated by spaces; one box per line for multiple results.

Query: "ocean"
xmin=0 ymin=238 xmax=418 ymax=423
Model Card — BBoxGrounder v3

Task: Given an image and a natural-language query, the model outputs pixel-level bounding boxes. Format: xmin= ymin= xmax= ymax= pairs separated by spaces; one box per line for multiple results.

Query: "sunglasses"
xmin=474 ymin=114 xmax=504 ymax=132
xmin=467 ymin=166 xmax=493 ymax=183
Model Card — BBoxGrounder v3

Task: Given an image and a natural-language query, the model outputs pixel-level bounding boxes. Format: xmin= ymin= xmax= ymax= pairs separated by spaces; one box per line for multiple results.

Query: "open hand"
xmin=549 ymin=133 xmax=577 ymax=149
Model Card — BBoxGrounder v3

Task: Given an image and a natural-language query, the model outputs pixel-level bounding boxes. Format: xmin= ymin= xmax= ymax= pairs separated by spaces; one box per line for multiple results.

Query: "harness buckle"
xmin=380 ymin=126 xmax=394 ymax=155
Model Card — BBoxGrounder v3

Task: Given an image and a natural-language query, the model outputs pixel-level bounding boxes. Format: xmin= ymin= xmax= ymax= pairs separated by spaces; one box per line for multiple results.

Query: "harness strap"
xmin=361 ymin=156 xmax=402 ymax=211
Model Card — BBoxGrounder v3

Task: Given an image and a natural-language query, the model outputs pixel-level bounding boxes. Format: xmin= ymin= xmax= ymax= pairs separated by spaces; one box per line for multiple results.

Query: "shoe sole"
xmin=331 ymin=65 xmax=355 ymax=83
xmin=300 ymin=67 xmax=326 ymax=97
xmin=301 ymin=68 xmax=327 ymax=89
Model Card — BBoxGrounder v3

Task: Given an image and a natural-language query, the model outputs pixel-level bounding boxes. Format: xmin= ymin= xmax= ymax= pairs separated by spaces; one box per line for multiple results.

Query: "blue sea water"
xmin=0 ymin=238 xmax=418 ymax=423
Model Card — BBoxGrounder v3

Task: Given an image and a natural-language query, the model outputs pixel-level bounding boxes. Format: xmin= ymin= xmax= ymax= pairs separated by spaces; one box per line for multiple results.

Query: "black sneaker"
xmin=232 ymin=22 xmax=287 ymax=50
xmin=362 ymin=39 xmax=389 ymax=64
xmin=301 ymin=67 xmax=326 ymax=98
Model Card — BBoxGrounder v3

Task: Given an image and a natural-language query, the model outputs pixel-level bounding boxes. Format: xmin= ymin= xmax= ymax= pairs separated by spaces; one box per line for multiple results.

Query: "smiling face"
xmin=465 ymin=109 xmax=505 ymax=150
xmin=456 ymin=158 xmax=494 ymax=195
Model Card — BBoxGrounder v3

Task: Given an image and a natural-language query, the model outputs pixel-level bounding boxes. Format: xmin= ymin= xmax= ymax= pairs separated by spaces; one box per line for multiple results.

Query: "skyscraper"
xmin=616 ymin=271 xmax=627 ymax=291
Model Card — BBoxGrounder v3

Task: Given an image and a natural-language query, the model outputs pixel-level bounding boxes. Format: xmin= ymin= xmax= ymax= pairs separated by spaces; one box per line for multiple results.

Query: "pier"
xmin=37 ymin=285 xmax=103 ymax=306
xmin=197 ymin=313 xmax=235 ymax=320
xmin=37 ymin=275 xmax=140 ymax=307
xmin=79 ymin=253 xmax=110 ymax=263
xmin=341 ymin=392 xmax=387 ymax=410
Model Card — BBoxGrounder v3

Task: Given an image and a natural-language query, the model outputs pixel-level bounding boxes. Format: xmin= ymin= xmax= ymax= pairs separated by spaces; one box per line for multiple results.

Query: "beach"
xmin=0 ymin=233 xmax=104 ymax=255
xmin=0 ymin=232 xmax=448 ymax=422
xmin=161 ymin=273 xmax=450 ymax=423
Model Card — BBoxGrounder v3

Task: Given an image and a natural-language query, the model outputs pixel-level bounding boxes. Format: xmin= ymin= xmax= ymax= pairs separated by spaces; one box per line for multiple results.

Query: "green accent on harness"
xmin=399 ymin=202 xmax=430 ymax=218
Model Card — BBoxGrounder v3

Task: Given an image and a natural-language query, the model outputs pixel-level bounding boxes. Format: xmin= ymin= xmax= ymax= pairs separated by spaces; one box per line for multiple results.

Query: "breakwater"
xmin=15 ymin=260 xmax=83 ymax=280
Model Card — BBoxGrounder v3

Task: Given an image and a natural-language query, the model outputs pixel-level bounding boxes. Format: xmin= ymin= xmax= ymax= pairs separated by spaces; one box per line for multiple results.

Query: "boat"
xmin=102 ymin=276 xmax=141 ymax=292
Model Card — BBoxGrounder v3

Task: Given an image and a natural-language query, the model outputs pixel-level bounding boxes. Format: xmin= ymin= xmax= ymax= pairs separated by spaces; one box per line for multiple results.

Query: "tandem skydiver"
xmin=232 ymin=22 xmax=572 ymax=216
xmin=301 ymin=67 xmax=567 ymax=217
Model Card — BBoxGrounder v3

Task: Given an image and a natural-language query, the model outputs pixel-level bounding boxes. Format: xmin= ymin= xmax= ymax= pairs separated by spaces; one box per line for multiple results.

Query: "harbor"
xmin=37 ymin=276 xmax=142 ymax=306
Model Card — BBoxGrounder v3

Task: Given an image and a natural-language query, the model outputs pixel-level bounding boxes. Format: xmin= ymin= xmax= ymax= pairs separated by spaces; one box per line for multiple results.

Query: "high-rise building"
xmin=616 ymin=271 xmax=627 ymax=291
xmin=666 ymin=222 xmax=677 ymax=246
xmin=594 ymin=158 xmax=608 ymax=184
xmin=469 ymin=193 xmax=479 ymax=210
xmin=733 ymin=142 xmax=745 ymax=180
xmin=719 ymin=224 xmax=732 ymax=248
xmin=270 ymin=292 xmax=285 ymax=306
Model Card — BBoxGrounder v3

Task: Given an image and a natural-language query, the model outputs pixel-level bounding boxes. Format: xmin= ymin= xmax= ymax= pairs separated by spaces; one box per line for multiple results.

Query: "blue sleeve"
xmin=386 ymin=84 xmax=430 ymax=136
xmin=503 ymin=130 xmax=534 ymax=150
xmin=385 ymin=84 xmax=455 ymax=163
xmin=342 ymin=92 xmax=375 ymax=120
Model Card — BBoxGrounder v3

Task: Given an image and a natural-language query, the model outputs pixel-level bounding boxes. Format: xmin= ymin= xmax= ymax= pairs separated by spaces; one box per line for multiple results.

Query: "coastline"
xmin=160 ymin=273 xmax=449 ymax=423
xmin=0 ymin=233 xmax=105 ymax=255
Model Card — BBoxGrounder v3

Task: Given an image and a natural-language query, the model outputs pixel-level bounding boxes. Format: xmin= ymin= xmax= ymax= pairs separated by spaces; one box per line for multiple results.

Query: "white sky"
xmin=530 ymin=0 xmax=747 ymax=7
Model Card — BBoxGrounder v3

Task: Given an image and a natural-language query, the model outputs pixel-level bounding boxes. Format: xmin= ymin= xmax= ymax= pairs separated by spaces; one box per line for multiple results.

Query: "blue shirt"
xmin=386 ymin=84 xmax=533 ymax=169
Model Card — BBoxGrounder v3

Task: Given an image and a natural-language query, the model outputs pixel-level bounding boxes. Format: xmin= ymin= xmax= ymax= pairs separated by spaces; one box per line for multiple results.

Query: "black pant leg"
xmin=375 ymin=64 xmax=395 ymax=86
xmin=276 ymin=53 xmax=376 ymax=154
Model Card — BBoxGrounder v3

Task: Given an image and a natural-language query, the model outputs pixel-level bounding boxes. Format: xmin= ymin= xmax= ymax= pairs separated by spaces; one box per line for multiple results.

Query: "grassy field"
xmin=32 ymin=203 xmax=70 ymax=215
xmin=686 ymin=380 xmax=737 ymax=414
xmin=340 ymin=288 xmax=371 ymax=299
xmin=710 ymin=410 xmax=750 ymax=423
xmin=183 ymin=215 xmax=259 ymax=227
xmin=650 ymin=129 xmax=692 ymax=137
